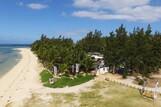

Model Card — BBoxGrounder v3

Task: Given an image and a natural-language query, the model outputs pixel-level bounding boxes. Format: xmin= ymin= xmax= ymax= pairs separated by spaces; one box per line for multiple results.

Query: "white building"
xmin=89 ymin=52 xmax=109 ymax=75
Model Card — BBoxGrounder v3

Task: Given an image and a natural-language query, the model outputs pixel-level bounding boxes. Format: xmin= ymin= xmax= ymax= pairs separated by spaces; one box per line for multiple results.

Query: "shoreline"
xmin=0 ymin=48 xmax=42 ymax=107
xmin=0 ymin=48 xmax=22 ymax=78
xmin=0 ymin=48 xmax=95 ymax=107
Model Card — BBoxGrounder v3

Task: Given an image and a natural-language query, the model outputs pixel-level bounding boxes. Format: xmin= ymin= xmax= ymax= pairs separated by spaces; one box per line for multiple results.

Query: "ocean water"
xmin=0 ymin=47 xmax=22 ymax=77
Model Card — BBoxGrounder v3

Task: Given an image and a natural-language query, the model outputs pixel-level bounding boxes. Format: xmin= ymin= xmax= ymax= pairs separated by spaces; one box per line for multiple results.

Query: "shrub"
xmin=40 ymin=70 xmax=53 ymax=82
xmin=138 ymin=79 xmax=144 ymax=85
xmin=122 ymin=70 xmax=127 ymax=79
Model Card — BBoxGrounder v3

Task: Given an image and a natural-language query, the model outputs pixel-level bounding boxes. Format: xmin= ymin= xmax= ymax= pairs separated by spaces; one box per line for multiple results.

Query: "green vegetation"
xmin=104 ymin=25 xmax=161 ymax=77
xmin=31 ymin=35 xmax=94 ymax=74
xmin=32 ymin=24 xmax=161 ymax=78
xmin=23 ymin=81 xmax=161 ymax=107
xmin=77 ymin=30 xmax=105 ymax=53
xmin=40 ymin=70 xmax=53 ymax=82
xmin=40 ymin=70 xmax=94 ymax=88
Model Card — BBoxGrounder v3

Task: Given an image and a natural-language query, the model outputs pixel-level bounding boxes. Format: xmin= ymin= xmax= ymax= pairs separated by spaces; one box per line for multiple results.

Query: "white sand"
xmin=0 ymin=48 xmax=95 ymax=107
xmin=0 ymin=48 xmax=42 ymax=107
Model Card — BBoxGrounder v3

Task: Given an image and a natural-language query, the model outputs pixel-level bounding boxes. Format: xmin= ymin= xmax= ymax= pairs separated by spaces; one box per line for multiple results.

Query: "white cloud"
xmin=17 ymin=2 xmax=49 ymax=10
xmin=72 ymin=11 xmax=133 ymax=20
xmin=72 ymin=0 xmax=161 ymax=22
xmin=27 ymin=3 xmax=48 ymax=10
xmin=73 ymin=0 xmax=150 ymax=10
xmin=117 ymin=6 xmax=161 ymax=21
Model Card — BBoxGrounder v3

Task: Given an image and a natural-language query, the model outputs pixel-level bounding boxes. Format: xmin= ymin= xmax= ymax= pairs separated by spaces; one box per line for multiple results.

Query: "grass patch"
xmin=23 ymin=81 xmax=161 ymax=107
xmin=79 ymin=81 xmax=160 ymax=107
xmin=40 ymin=70 xmax=94 ymax=88
xmin=40 ymin=70 xmax=53 ymax=83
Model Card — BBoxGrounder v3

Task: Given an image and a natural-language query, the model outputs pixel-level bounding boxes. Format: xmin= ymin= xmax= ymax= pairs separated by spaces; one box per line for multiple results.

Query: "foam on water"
xmin=0 ymin=47 xmax=22 ymax=77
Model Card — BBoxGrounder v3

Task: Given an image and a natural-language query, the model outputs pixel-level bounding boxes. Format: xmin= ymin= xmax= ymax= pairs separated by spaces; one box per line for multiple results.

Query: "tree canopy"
xmin=32 ymin=25 xmax=161 ymax=77
xmin=77 ymin=30 xmax=105 ymax=54
xmin=104 ymin=25 xmax=161 ymax=77
xmin=31 ymin=35 xmax=94 ymax=73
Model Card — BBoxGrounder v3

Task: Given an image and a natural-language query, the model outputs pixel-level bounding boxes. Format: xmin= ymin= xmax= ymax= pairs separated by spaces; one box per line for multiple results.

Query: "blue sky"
xmin=0 ymin=0 xmax=161 ymax=44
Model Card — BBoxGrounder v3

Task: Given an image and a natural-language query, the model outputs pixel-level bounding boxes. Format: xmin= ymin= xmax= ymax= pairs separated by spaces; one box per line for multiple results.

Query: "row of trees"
xmin=32 ymin=25 xmax=161 ymax=77
xmin=31 ymin=36 xmax=94 ymax=74
xmin=104 ymin=25 xmax=161 ymax=77
xmin=77 ymin=30 xmax=105 ymax=53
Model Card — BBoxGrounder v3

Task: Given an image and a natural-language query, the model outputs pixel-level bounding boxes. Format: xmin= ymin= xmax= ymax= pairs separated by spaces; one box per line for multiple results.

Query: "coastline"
xmin=0 ymin=48 xmax=22 ymax=78
xmin=0 ymin=48 xmax=42 ymax=107
xmin=0 ymin=48 xmax=95 ymax=107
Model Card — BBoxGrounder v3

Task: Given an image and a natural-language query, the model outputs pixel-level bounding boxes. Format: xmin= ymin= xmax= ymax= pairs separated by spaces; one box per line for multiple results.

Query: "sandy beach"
xmin=0 ymin=48 xmax=42 ymax=107
xmin=0 ymin=48 xmax=94 ymax=107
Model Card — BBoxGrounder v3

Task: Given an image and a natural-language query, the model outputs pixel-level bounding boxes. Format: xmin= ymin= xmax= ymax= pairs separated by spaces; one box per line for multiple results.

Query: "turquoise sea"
xmin=0 ymin=45 xmax=29 ymax=77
